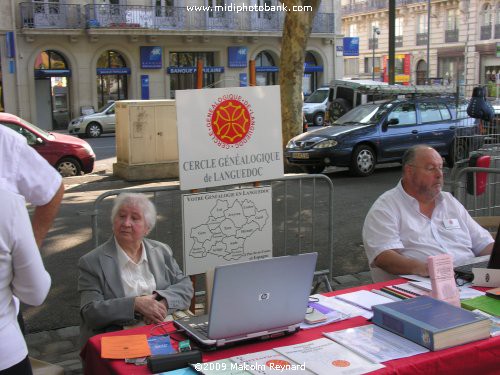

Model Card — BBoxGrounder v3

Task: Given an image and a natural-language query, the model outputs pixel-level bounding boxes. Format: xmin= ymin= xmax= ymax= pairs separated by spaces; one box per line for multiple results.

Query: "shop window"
xmin=96 ymin=50 xmax=128 ymax=108
xmin=255 ymin=51 xmax=277 ymax=86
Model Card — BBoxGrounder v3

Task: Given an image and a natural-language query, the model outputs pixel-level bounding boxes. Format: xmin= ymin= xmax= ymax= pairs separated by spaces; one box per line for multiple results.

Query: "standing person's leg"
xmin=0 ymin=356 xmax=33 ymax=375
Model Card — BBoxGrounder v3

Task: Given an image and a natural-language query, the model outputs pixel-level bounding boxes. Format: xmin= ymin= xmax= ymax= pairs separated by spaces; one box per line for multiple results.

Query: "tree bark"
xmin=279 ymin=0 xmax=320 ymax=172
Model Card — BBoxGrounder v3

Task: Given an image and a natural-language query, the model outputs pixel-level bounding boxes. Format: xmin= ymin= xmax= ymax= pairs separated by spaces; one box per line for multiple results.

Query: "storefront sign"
xmin=6 ymin=31 xmax=15 ymax=58
xmin=140 ymin=46 xmax=162 ymax=69
xmin=34 ymin=69 xmax=71 ymax=78
xmin=255 ymin=66 xmax=279 ymax=72
xmin=96 ymin=67 xmax=131 ymax=75
xmin=304 ymin=65 xmax=324 ymax=73
xmin=343 ymin=37 xmax=359 ymax=56
xmin=176 ymin=86 xmax=284 ymax=190
xmin=239 ymin=73 xmax=247 ymax=87
xmin=141 ymin=75 xmax=149 ymax=99
xmin=167 ymin=66 xmax=225 ymax=74
xmin=228 ymin=46 xmax=247 ymax=68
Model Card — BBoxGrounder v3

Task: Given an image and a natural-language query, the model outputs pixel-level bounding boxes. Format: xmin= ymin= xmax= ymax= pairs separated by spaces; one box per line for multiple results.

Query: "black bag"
xmin=467 ymin=86 xmax=495 ymax=122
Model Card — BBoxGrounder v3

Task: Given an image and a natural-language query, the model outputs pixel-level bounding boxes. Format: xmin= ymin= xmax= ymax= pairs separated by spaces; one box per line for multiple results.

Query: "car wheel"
xmin=303 ymin=165 xmax=325 ymax=174
xmin=329 ymin=99 xmax=352 ymax=121
xmin=350 ymin=145 xmax=376 ymax=177
xmin=86 ymin=122 xmax=102 ymax=138
xmin=56 ymin=157 xmax=82 ymax=177
xmin=313 ymin=112 xmax=325 ymax=127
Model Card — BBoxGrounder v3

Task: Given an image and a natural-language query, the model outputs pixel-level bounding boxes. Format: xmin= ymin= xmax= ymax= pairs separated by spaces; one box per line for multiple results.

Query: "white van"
xmin=302 ymin=87 xmax=328 ymax=126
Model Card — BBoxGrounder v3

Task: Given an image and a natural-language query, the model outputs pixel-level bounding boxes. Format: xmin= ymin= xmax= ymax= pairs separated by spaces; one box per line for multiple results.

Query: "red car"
xmin=0 ymin=113 xmax=95 ymax=177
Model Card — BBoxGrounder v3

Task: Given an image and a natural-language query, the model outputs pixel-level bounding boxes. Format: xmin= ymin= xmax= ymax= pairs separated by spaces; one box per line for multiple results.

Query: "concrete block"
xmin=113 ymin=161 xmax=179 ymax=181
xmin=332 ymin=274 xmax=358 ymax=284
xmin=42 ymin=340 xmax=75 ymax=356
xmin=25 ymin=331 xmax=52 ymax=346
xmin=55 ymin=326 xmax=80 ymax=340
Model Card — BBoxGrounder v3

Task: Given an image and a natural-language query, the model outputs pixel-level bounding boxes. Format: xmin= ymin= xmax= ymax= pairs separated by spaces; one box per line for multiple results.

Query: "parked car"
xmin=68 ymin=101 xmax=115 ymax=138
xmin=0 ymin=112 xmax=95 ymax=177
xmin=303 ymin=87 xmax=328 ymax=126
xmin=285 ymin=97 xmax=481 ymax=176
xmin=324 ymin=79 xmax=457 ymax=123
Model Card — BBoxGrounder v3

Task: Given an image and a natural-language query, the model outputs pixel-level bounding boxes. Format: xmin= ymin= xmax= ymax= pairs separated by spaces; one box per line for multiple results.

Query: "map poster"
xmin=182 ymin=186 xmax=273 ymax=275
xmin=176 ymin=86 xmax=283 ymax=191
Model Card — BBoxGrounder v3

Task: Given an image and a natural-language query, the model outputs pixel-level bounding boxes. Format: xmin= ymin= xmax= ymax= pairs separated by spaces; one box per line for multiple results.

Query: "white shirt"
xmin=363 ymin=181 xmax=494 ymax=267
xmin=0 ymin=125 xmax=62 ymax=206
xmin=115 ymin=239 xmax=156 ymax=297
xmin=0 ymin=190 xmax=51 ymax=370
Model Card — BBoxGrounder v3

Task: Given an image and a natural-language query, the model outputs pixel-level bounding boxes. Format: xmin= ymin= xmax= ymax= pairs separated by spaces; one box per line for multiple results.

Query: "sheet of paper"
xmin=324 ymin=325 xmax=429 ymax=363
xmin=232 ymin=349 xmax=314 ymax=375
xmin=300 ymin=299 xmax=350 ymax=329
xmin=274 ymin=338 xmax=384 ymax=375
xmin=459 ymin=286 xmax=485 ymax=300
xmin=101 ymin=334 xmax=151 ymax=359
xmin=335 ymin=290 xmax=394 ymax=311
xmin=400 ymin=275 xmax=431 ymax=283
xmin=315 ymin=294 xmax=372 ymax=319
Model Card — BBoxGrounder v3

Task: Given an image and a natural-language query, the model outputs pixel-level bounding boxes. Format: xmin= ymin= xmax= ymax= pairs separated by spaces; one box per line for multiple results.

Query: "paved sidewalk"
xmin=25 ymin=271 xmax=373 ymax=374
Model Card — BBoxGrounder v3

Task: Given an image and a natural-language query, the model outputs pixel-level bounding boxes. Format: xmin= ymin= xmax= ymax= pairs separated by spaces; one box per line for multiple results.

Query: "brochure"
xmin=232 ymin=349 xmax=314 ymax=375
xmin=274 ymin=338 xmax=385 ymax=375
xmin=324 ymin=324 xmax=429 ymax=363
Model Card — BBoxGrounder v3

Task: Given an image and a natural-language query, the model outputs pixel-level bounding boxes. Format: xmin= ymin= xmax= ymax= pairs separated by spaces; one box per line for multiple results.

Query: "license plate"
xmin=293 ymin=152 xmax=310 ymax=159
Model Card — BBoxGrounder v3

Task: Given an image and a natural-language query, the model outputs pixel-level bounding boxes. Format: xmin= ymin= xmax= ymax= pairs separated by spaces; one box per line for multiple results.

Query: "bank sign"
xmin=176 ymin=86 xmax=283 ymax=190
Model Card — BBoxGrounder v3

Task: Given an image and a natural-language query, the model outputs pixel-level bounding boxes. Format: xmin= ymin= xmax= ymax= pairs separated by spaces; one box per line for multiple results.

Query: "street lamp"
xmin=372 ymin=26 xmax=380 ymax=81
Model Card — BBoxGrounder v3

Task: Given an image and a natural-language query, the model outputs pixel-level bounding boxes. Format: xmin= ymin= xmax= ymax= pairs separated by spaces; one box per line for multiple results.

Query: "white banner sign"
xmin=176 ymin=86 xmax=283 ymax=190
xmin=182 ymin=186 xmax=273 ymax=275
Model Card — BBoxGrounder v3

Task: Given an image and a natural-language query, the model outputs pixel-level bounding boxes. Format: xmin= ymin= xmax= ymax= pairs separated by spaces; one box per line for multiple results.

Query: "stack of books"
xmin=372 ymin=296 xmax=491 ymax=351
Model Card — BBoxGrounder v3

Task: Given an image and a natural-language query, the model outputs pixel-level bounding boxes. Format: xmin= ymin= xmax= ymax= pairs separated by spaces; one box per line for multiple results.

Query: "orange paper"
xmin=101 ymin=334 xmax=151 ymax=359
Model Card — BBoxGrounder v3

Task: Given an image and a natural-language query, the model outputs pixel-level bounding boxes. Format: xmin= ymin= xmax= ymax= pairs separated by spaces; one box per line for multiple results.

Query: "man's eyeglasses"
xmin=408 ymin=164 xmax=443 ymax=174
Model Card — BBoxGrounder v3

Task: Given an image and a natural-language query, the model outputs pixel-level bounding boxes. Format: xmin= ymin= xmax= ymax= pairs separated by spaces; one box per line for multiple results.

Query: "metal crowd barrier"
xmin=450 ymin=166 xmax=500 ymax=217
xmin=90 ymin=175 xmax=334 ymax=293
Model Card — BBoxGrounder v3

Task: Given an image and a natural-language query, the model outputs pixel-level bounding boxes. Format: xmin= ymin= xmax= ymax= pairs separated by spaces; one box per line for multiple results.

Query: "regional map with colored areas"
xmin=182 ymin=186 xmax=273 ymax=275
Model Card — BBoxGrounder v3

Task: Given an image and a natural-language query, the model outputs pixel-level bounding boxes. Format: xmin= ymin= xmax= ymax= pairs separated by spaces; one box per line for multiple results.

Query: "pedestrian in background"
xmin=0 ymin=188 xmax=51 ymax=374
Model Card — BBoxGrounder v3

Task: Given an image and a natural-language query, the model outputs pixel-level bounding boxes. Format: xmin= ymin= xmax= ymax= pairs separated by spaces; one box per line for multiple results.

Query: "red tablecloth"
xmin=80 ymin=279 xmax=500 ymax=375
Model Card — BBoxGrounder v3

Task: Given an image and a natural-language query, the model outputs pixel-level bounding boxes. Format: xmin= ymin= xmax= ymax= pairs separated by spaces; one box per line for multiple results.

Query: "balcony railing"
xmin=445 ymin=29 xmax=458 ymax=43
xmin=395 ymin=35 xmax=403 ymax=47
xmin=416 ymin=32 xmax=428 ymax=46
xmin=481 ymin=25 xmax=492 ymax=40
xmin=20 ymin=2 xmax=83 ymax=29
xmin=20 ymin=3 xmax=334 ymax=34
xmin=342 ymin=0 xmax=427 ymax=16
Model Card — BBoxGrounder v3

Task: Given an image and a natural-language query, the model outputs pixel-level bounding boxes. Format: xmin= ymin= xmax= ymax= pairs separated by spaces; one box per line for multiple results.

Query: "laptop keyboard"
xmin=191 ymin=321 xmax=209 ymax=337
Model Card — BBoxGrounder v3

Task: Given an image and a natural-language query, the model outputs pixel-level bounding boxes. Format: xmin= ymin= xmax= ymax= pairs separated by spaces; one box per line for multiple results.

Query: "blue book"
xmin=372 ymin=296 xmax=491 ymax=351
xmin=148 ymin=335 xmax=176 ymax=356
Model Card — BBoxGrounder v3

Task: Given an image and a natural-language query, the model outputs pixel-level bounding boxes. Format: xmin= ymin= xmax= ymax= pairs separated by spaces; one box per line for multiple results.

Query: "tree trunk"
xmin=279 ymin=0 xmax=320 ymax=172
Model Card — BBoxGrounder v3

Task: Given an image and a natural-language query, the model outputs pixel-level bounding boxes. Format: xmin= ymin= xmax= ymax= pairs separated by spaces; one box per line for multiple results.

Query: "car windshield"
xmin=19 ymin=117 xmax=54 ymax=140
xmin=97 ymin=102 xmax=114 ymax=113
xmin=305 ymin=90 xmax=328 ymax=103
xmin=333 ymin=103 xmax=388 ymax=125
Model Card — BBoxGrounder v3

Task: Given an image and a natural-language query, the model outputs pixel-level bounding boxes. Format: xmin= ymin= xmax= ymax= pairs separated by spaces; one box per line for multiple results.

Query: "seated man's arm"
xmin=374 ymin=250 xmax=429 ymax=277
xmin=479 ymin=242 xmax=494 ymax=256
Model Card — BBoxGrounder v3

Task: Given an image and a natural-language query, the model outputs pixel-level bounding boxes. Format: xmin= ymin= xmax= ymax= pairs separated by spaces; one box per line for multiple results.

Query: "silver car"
xmin=67 ymin=102 xmax=115 ymax=138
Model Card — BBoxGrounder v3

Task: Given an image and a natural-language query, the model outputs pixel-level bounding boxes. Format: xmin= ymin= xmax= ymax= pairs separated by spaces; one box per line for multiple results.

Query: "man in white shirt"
xmin=363 ymin=145 xmax=494 ymax=281
xmin=0 ymin=125 xmax=64 ymax=247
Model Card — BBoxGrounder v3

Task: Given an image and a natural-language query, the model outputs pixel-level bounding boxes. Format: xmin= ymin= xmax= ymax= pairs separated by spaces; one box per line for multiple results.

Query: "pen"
xmin=371 ymin=289 xmax=400 ymax=301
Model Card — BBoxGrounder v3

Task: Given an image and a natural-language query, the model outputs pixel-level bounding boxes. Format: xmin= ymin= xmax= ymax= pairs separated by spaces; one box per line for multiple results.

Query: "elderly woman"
xmin=78 ymin=193 xmax=193 ymax=346
xmin=0 ymin=188 xmax=51 ymax=374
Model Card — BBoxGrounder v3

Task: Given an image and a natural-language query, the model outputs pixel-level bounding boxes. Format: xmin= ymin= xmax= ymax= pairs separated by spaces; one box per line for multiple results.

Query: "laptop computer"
xmin=454 ymin=224 xmax=500 ymax=281
xmin=174 ymin=253 xmax=318 ymax=349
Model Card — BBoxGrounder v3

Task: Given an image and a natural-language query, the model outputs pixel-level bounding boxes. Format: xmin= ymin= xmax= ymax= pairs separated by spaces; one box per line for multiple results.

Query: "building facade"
xmin=0 ymin=0 xmax=342 ymax=130
xmin=341 ymin=0 xmax=500 ymax=89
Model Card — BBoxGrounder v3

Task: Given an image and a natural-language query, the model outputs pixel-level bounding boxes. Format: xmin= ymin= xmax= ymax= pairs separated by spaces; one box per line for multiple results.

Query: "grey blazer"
xmin=77 ymin=237 xmax=193 ymax=347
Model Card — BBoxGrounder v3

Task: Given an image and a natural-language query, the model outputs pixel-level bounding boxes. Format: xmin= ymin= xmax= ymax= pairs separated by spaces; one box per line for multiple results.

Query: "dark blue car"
xmin=285 ymin=98 xmax=480 ymax=176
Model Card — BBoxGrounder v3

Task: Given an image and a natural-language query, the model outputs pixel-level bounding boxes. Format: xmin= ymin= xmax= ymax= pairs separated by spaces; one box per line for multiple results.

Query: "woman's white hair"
xmin=111 ymin=193 xmax=157 ymax=234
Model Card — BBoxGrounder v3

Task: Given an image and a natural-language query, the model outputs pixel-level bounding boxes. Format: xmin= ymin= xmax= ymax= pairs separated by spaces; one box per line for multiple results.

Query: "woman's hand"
xmin=134 ymin=295 xmax=167 ymax=324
